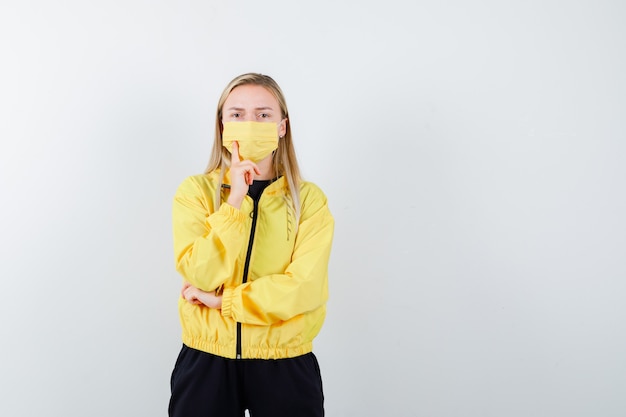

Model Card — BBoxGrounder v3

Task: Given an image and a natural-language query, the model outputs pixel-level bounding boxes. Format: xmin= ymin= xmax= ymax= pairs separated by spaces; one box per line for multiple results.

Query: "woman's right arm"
xmin=172 ymin=176 xmax=248 ymax=292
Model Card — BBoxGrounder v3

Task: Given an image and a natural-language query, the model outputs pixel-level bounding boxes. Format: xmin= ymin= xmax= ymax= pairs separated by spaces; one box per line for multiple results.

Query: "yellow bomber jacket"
xmin=172 ymin=170 xmax=334 ymax=359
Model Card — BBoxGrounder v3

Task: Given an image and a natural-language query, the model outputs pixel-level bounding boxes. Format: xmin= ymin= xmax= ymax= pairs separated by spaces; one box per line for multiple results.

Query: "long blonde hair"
xmin=205 ymin=73 xmax=302 ymax=227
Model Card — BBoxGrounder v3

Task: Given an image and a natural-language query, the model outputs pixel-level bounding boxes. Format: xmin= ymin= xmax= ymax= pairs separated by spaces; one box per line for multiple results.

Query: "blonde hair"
xmin=205 ymin=73 xmax=302 ymax=227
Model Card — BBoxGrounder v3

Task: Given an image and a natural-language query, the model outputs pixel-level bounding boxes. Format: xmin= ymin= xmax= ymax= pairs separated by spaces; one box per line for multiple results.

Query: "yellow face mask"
xmin=222 ymin=121 xmax=279 ymax=162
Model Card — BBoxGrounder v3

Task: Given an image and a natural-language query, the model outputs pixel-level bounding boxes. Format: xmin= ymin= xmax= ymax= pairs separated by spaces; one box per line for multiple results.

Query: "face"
xmin=222 ymin=84 xmax=287 ymax=137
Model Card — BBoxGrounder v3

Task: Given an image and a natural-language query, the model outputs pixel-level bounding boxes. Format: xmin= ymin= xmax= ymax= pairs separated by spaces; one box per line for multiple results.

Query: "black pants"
xmin=169 ymin=345 xmax=324 ymax=417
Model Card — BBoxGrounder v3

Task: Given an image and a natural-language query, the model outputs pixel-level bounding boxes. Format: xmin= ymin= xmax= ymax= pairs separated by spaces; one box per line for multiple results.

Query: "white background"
xmin=1 ymin=1 xmax=625 ymax=416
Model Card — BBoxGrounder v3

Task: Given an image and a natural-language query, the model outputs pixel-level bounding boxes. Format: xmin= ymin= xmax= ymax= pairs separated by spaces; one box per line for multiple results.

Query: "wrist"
xmin=226 ymin=194 xmax=244 ymax=209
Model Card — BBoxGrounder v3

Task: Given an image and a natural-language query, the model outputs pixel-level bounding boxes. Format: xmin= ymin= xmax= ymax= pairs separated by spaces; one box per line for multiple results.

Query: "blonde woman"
xmin=169 ymin=73 xmax=334 ymax=417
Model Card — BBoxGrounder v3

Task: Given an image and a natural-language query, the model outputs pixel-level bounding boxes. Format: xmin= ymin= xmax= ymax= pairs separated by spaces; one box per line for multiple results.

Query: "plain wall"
xmin=1 ymin=1 xmax=625 ymax=416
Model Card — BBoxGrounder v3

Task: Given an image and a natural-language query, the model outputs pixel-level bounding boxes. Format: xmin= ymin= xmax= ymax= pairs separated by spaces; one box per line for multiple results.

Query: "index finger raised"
xmin=231 ymin=140 xmax=241 ymax=162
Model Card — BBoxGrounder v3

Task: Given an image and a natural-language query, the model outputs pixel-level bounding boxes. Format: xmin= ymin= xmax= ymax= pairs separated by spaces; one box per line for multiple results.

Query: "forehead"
xmin=223 ymin=84 xmax=279 ymax=109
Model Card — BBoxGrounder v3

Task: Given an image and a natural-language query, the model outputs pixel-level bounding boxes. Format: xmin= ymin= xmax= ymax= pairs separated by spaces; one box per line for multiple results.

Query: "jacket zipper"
xmin=236 ymin=195 xmax=260 ymax=359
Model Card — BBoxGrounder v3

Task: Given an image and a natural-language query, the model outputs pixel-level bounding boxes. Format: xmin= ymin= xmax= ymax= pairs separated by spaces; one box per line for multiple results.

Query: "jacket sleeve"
xmin=220 ymin=185 xmax=334 ymax=325
xmin=172 ymin=176 xmax=248 ymax=291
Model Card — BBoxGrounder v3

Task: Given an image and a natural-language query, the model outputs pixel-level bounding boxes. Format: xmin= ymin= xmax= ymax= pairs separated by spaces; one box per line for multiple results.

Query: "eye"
xmin=259 ymin=113 xmax=270 ymax=119
xmin=231 ymin=113 xmax=241 ymax=118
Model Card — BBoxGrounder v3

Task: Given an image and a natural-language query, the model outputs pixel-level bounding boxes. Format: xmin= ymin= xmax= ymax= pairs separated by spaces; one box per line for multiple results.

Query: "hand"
xmin=227 ymin=141 xmax=260 ymax=208
xmin=181 ymin=282 xmax=223 ymax=309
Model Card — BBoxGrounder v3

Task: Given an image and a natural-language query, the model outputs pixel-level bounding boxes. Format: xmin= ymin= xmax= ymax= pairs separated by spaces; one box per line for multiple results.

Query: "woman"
xmin=169 ymin=73 xmax=334 ymax=417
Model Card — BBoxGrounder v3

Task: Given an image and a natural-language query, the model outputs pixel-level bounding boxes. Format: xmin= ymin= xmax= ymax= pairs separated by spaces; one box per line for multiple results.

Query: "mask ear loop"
xmin=274 ymin=119 xmax=285 ymax=177
xmin=278 ymin=118 xmax=287 ymax=140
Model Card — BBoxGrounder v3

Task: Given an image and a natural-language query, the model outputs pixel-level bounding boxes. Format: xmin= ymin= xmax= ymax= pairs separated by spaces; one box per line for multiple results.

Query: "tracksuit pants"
xmin=169 ymin=344 xmax=325 ymax=417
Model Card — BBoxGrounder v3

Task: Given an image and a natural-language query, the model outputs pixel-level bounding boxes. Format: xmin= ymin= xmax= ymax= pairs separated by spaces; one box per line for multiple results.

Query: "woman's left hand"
xmin=181 ymin=282 xmax=223 ymax=309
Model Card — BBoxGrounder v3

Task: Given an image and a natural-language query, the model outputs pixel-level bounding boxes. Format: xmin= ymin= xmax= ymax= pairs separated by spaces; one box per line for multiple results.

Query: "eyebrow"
xmin=225 ymin=106 xmax=275 ymax=111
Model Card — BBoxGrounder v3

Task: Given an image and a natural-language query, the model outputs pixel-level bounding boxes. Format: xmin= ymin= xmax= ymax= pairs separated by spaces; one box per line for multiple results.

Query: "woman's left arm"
xmin=220 ymin=187 xmax=335 ymax=325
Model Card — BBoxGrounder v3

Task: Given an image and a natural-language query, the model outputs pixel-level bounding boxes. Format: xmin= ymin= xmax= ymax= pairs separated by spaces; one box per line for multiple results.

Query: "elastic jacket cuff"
xmin=221 ymin=287 xmax=235 ymax=319
xmin=217 ymin=202 xmax=247 ymax=224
